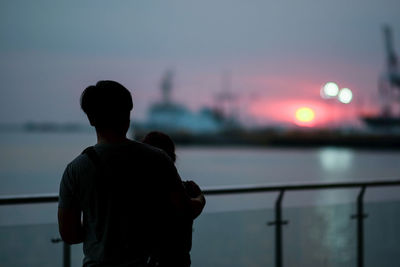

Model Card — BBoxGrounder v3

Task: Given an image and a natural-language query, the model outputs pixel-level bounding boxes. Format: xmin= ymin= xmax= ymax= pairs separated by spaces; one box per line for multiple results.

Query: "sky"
xmin=1 ymin=0 xmax=400 ymax=127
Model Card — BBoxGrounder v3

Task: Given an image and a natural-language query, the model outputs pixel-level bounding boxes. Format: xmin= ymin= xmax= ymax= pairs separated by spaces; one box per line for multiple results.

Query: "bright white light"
xmin=319 ymin=148 xmax=354 ymax=172
xmin=321 ymin=82 xmax=339 ymax=98
xmin=338 ymin=88 xmax=353 ymax=104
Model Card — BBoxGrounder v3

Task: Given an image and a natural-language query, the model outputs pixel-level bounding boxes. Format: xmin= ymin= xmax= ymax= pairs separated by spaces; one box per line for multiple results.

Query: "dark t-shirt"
xmin=59 ymin=140 xmax=189 ymax=266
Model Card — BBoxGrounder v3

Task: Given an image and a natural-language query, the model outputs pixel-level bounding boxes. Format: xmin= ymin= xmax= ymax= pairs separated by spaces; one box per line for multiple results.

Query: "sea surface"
xmin=0 ymin=131 xmax=400 ymax=266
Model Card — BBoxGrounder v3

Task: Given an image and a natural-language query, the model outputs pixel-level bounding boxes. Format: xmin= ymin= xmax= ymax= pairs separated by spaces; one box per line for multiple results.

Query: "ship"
xmin=133 ymin=70 xmax=236 ymax=141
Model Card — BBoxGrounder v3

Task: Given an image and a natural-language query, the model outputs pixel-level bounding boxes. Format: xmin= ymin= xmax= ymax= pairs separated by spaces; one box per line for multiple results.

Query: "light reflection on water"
xmin=309 ymin=203 xmax=354 ymax=265
xmin=314 ymin=148 xmax=356 ymax=264
xmin=318 ymin=148 xmax=354 ymax=172
xmin=313 ymin=148 xmax=362 ymax=265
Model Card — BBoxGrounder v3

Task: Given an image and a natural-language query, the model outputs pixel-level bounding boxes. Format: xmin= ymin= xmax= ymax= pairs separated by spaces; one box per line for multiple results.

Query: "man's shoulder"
xmin=128 ymin=141 xmax=177 ymax=174
xmin=65 ymin=149 xmax=93 ymax=174
xmin=121 ymin=140 xmax=172 ymax=162
xmin=87 ymin=140 xmax=172 ymax=165
xmin=134 ymin=140 xmax=167 ymax=157
xmin=66 ymin=140 xmax=173 ymax=173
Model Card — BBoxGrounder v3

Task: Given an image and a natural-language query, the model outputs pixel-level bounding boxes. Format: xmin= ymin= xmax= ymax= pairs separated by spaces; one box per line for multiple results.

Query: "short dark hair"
xmin=142 ymin=131 xmax=176 ymax=162
xmin=80 ymin=80 xmax=133 ymax=128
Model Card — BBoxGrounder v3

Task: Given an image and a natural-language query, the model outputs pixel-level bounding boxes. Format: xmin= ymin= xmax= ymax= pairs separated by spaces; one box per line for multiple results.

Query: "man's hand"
xmin=170 ymin=180 xmax=206 ymax=220
xmin=183 ymin=180 xmax=202 ymax=197
xmin=184 ymin=181 xmax=206 ymax=219
xmin=190 ymin=194 xmax=206 ymax=219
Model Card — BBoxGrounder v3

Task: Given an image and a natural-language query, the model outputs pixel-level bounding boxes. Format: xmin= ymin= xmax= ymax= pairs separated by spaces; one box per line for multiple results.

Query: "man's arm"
xmin=58 ymin=207 xmax=84 ymax=244
xmin=58 ymin=164 xmax=84 ymax=244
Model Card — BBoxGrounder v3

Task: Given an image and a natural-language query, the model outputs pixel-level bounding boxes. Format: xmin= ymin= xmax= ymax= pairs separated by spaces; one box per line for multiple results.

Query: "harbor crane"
xmin=379 ymin=25 xmax=400 ymax=115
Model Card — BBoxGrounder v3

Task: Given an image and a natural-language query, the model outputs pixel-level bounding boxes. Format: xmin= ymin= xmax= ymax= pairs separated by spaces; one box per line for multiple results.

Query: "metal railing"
xmin=1 ymin=179 xmax=400 ymax=267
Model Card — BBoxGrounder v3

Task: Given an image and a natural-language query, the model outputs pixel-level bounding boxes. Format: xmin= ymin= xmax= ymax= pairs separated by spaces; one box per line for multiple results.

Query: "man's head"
xmin=80 ymin=80 xmax=133 ymax=132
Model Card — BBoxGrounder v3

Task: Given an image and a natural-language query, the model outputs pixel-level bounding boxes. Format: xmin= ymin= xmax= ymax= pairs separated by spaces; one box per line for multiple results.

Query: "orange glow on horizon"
xmin=244 ymin=74 xmax=362 ymax=126
xmin=295 ymin=107 xmax=315 ymax=127
xmin=249 ymin=99 xmax=331 ymax=126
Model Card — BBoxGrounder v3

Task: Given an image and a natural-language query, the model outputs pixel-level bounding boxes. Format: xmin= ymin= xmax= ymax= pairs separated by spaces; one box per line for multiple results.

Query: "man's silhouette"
xmin=58 ymin=80 xmax=205 ymax=267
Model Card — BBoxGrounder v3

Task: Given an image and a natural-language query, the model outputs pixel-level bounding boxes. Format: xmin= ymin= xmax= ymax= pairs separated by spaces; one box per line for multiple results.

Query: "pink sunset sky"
xmin=0 ymin=0 xmax=399 ymax=127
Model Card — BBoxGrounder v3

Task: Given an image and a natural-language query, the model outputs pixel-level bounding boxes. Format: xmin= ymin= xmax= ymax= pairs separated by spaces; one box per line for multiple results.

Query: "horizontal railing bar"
xmin=0 ymin=193 xmax=58 ymax=205
xmin=203 ymin=179 xmax=400 ymax=195
xmin=1 ymin=179 xmax=400 ymax=205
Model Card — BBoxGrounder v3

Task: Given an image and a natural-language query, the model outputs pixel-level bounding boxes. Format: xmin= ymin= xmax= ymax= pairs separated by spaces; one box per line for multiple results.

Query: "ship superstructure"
xmin=146 ymin=71 xmax=222 ymax=133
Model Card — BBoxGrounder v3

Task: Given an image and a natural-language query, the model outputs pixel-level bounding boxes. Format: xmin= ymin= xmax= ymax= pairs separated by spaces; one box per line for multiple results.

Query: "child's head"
xmin=142 ymin=131 xmax=176 ymax=163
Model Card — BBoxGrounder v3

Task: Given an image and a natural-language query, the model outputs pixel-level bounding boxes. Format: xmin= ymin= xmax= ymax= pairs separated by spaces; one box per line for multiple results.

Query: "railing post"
xmin=63 ymin=242 xmax=71 ymax=267
xmin=51 ymin=238 xmax=71 ymax=267
xmin=351 ymin=186 xmax=368 ymax=267
xmin=268 ymin=190 xmax=288 ymax=267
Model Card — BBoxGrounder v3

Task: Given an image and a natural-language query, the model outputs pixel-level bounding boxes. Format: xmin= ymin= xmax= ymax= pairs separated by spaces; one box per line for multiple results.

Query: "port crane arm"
xmin=383 ymin=25 xmax=400 ymax=87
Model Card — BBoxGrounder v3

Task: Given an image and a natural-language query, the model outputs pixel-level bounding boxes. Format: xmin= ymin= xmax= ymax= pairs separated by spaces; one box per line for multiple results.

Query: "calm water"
xmin=1 ymin=131 xmax=400 ymax=194
xmin=1 ymin=131 xmax=400 ymax=266
xmin=1 ymin=131 xmax=399 ymax=212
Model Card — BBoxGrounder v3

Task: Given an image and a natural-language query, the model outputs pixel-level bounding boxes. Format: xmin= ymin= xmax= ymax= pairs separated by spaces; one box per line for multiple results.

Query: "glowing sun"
xmin=295 ymin=107 xmax=315 ymax=126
